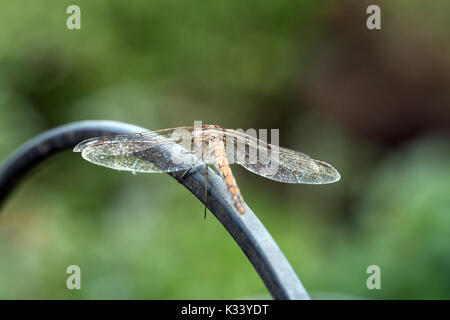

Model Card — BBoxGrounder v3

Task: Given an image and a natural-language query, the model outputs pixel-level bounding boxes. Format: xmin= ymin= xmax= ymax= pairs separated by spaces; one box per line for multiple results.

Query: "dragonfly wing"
xmin=222 ymin=129 xmax=340 ymax=184
xmin=74 ymin=127 xmax=197 ymax=154
xmin=74 ymin=127 xmax=205 ymax=173
xmin=241 ymin=148 xmax=341 ymax=184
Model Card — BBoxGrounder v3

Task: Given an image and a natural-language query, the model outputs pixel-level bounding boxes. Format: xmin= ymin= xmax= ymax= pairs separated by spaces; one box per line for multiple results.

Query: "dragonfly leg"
xmin=177 ymin=167 xmax=192 ymax=183
xmin=204 ymin=165 xmax=208 ymax=219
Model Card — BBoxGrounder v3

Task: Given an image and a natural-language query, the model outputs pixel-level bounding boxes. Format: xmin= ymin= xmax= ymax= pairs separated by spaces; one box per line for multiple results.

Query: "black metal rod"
xmin=0 ymin=120 xmax=310 ymax=300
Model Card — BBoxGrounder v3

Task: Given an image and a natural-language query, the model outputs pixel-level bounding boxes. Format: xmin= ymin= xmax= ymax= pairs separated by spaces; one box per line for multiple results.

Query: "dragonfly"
xmin=74 ymin=124 xmax=341 ymax=216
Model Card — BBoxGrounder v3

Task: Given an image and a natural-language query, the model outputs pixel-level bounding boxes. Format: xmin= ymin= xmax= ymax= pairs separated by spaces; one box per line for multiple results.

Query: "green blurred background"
xmin=0 ymin=0 xmax=449 ymax=299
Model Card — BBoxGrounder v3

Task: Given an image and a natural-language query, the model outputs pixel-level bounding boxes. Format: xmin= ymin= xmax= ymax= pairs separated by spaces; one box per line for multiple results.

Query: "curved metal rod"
xmin=0 ymin=120 xmax=310 ymax=300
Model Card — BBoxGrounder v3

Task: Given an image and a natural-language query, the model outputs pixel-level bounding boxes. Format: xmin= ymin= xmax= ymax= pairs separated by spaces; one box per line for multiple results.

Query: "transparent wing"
xmin=73 ymin=127 xmax=205 ymax=173
xmin=74 ymin=127 xmax=196 ymax=154
xmin=222 ymin=129 xmax=341 ymax=184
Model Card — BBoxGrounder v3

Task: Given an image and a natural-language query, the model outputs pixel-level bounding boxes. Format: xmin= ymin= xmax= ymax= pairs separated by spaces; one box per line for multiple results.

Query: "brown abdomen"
xmin=216 ymin=154 xmax=246 ymax=215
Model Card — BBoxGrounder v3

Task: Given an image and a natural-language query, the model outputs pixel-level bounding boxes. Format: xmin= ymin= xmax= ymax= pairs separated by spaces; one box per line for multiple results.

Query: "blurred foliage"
xmin=0 ymin=0 xmax=449 ymax=299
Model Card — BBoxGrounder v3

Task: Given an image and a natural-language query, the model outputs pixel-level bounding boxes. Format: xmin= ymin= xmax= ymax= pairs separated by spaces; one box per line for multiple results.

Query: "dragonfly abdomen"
xmin=215 ymin=151 xmax=246 ymax=215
